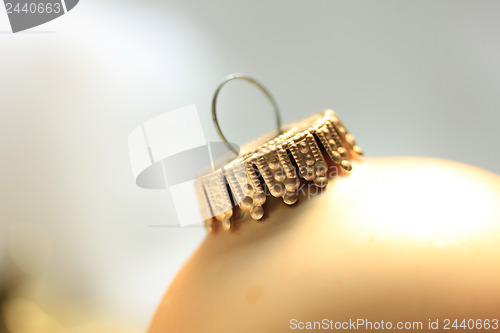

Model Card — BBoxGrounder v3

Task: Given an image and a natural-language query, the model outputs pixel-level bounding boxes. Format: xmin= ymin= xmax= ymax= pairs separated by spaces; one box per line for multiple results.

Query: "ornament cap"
xmin=195 ymin=110 xmax=363 ymax=232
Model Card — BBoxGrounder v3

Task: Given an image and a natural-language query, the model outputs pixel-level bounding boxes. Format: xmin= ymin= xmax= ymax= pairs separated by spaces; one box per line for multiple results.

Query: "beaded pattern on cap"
xmin=196 ymin=110 xmax=363 ymax=232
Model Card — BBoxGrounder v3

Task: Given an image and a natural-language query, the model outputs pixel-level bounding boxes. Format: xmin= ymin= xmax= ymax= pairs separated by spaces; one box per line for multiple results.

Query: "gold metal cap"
xmin=196 ymin=110 xmax=363 ymax=232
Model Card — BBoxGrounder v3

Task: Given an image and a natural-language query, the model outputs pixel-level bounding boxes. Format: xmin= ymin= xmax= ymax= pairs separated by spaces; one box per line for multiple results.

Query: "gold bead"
xmin=353 ymin=145 xmax=364 ymax=156
xmin=268 ymin=158 xmax=280 ymax=170
xmin=283 ymin=191 xmax=298 ymax=205
xmin=337 ymin=146 xmax=348 ymax=159
xmin=244 ymin=183 xmax=254 ymax=196
xmin=345 ymin=133 xmax=356 ymax=146
xmin=240 ymin=196 xmax=253 ymax=211
xmin=250 ymin=206 xmax=264 ymax=220
xmin=284 ymin=178 xmax=300 ymax=192
xmin=305 ymin=165 xmax=315 ymax=178
xmin=222 ymin=217 xmax=231 ymax=231
xmin=305 ymin=154 xmax=315 ymax=166
xmin=299 ymin=141 xmax=309 ymax=153
xmin=274 ymin=171 xmax=286 ymax=182
xmin=341 ymin=160 xmax=352 ymax=172
xmin=253 ymin=192 xmax=266 ymax=206
xmin=272 ymin=183 xmax=285 ymax=197
xmin=314 ymin=176 xmax=328 ymax=188
xmin=317 ymin=164 xmax=327 ymax=176
xmin=331 ymin=151 xmax=341 ymax=164
xmin=236 ymin=171 xmax=247 ymax=182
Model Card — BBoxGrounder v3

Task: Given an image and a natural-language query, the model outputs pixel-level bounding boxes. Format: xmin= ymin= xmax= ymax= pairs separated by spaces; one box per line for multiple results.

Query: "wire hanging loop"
xmin=212 ymin=73 xmax=283 ymax=155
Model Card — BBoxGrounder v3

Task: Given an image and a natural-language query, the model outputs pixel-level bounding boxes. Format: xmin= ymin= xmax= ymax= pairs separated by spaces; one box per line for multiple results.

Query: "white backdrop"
xmin=1 ymin=0 xmax=499 ymax=329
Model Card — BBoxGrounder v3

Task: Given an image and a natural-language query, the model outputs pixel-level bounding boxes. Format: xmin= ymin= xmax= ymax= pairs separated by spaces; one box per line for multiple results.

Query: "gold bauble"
xmin=149 ymin=157 xmax=500 ymax=333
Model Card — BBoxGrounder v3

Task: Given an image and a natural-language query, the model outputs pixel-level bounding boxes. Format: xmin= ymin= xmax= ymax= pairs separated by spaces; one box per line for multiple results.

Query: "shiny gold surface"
xmin=150 ymin=157 xmax=500 ymax=333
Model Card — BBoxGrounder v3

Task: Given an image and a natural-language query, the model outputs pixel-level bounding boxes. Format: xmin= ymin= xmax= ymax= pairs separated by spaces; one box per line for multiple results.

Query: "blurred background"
xmin=0 ymin=0 xmax=499 ymax=331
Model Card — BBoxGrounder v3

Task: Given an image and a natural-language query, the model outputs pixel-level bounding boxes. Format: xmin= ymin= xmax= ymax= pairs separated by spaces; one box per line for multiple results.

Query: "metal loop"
xmin=212 ymin=73 xmax=282 ymax=155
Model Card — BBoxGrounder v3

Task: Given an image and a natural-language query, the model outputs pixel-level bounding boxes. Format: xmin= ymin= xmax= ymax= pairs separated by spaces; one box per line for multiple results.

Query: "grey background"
xmin=0 ymin=0 xmax=499 ymax=330
xmin=6 ymin=0 xmax=65 ymax=33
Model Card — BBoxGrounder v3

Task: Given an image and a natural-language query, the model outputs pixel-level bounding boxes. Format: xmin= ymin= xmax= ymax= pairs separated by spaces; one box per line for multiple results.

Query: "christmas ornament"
xmin=196 ymin=74 xmax=363 ymax=232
